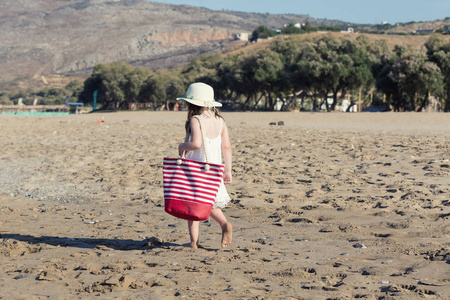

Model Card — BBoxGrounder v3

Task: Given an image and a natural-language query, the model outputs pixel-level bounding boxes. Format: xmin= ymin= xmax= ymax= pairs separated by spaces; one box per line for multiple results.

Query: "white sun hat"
xmin=176 ymin=82 xmax=222 ymax=107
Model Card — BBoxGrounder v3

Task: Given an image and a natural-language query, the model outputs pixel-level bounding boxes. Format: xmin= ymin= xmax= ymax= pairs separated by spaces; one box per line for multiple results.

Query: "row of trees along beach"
xmin=3 ymin=34 xmax=450 ymax=112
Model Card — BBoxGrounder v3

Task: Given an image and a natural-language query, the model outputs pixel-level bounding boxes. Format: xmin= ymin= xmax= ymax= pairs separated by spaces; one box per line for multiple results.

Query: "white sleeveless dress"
xmin=185 ymin=116 xmax=231 ymax=209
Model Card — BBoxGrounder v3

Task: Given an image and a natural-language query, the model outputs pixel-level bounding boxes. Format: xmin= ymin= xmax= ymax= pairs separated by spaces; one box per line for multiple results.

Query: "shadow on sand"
xmin=0 ymin=233 xmax=181 ymax=251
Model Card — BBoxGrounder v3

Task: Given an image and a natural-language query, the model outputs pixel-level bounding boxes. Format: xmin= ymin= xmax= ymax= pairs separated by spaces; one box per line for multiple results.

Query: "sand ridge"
xmin=0 ymin=111 xmax=449 ymax=299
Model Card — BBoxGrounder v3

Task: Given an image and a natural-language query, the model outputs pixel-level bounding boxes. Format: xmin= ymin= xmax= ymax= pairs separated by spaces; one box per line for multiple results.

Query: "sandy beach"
xmin=0 ymin=111 xmax=449 ymax=299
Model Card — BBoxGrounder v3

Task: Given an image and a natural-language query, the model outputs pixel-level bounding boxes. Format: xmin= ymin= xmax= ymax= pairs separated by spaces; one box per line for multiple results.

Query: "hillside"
xmin=377 ymin=19 xmax=450 ymax=34
xmin=1 ymin=0 xmax=448 ymax=94
xmin=0 ymin=0 xmax=345 ymax=79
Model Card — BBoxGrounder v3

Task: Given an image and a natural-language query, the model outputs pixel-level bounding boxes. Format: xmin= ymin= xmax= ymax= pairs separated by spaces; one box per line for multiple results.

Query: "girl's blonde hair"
xmin=185 ymin=103 xmax=223 ymax=134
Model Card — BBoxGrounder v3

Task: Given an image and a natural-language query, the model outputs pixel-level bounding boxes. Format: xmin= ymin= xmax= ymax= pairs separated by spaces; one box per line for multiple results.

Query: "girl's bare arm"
xmin=178 ymin=118 xmax=202 ymax=155
xmin=221 ymin=121 xmax=232 ymax=184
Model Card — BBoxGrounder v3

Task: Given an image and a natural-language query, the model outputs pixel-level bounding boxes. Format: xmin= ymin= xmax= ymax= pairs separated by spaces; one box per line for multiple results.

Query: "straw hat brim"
xmin=176 ymin=97 xmax=222 ymax=107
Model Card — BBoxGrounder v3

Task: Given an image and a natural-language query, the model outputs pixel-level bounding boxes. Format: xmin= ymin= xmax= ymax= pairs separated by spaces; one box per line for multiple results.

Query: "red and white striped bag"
xmin=163 ymin=116 xmax=225 ymax=221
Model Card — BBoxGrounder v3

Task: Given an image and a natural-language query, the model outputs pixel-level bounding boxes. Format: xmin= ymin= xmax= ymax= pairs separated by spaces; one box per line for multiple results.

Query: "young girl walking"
xmin=177 ymin=82 xmax=233 ymax=249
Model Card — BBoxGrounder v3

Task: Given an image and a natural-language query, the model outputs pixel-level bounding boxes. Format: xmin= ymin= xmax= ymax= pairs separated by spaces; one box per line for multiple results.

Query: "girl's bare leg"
xmin=188 ymin=220 xmax=200 ymax=249
xmin=210 ymin=208 xmax=232 ymax=248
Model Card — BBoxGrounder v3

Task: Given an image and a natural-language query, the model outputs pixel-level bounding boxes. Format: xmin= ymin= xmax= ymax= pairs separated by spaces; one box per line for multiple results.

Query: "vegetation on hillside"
xmin=250 ymin=23 xmax=344 ymax=42
xmin=0 ymin=80 xmax=83 ymax=106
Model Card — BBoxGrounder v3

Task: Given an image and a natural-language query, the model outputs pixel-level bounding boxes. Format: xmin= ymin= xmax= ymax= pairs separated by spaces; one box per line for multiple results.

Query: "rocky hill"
xmin=0 ymin=0 xmax=346 ymax=79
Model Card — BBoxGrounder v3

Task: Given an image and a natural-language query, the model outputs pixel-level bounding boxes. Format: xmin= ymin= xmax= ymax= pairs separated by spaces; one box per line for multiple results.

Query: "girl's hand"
xmin=178 ymin=143 xmax=184 ymax=156
xmin=223 ymin=171 xmax=232 ymax=184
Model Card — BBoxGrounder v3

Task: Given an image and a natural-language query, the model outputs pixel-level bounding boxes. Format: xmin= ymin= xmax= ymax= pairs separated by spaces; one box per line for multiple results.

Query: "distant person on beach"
xmin=177 ymin=82 xmax=233 ymax=249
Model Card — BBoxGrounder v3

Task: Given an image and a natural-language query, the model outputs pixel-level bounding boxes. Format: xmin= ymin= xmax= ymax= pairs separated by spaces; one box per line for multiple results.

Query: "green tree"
xmin=240 ymin=48 xmax=284 ymax=110
xmin=270 ymin=37 xmax=305 ymax=109
xmin=139 ymin=70 xmax=184 ymax=110
xmin=181 ymin=53 xmax=223 ymax=83
xmin=373 ymin=51 xmax=401 ymax=111
xmin=79 ymin=73 xmax=102 ymax=107
xmin=9 ymin=90 xmax=34 ymax=105
xmin=374 ymin=46 xmax=443 ymax=111
xmin=338 ymin=36 xmax=375 ymax=111
xmin=250 ymin=25 xmax=276 ymax=42
xmin=65 ymin=80 xmax=84 ymax=102
xmin=0 ymin=93 xmax=13 ymax=105
xmin=214 ymin=54 xmax=244 ymax=104
xmin=34 ymin=87 xmax=72 ymax=105
xmin=290 ymin=35 xmax=375 ymax=111
xmin=98 ymin=62 xmax=129 ymax=108
xmin=124 ymin=67 xmax=150 ymax=104
xmin=270 ymin=37 xmax=304 ymax=66
xmin=298 ymin=36 xmax=346 ymax=111
xmin=79 ymin=62 xmax=148 ymax=109
xmin=295 ymin=40 xmax=331 ymax=111
xmin=425 ymin=35 xmax=450 ymax=111
xmin=415 ymin=61 xmax=444 ymax=111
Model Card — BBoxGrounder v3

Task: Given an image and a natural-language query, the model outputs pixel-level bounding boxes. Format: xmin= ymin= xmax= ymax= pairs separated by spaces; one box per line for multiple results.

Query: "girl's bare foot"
xmin=221 ymin=222 xmax=232 ymax=248
xmin=190 ymin=241 xmax=198 ymax=249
